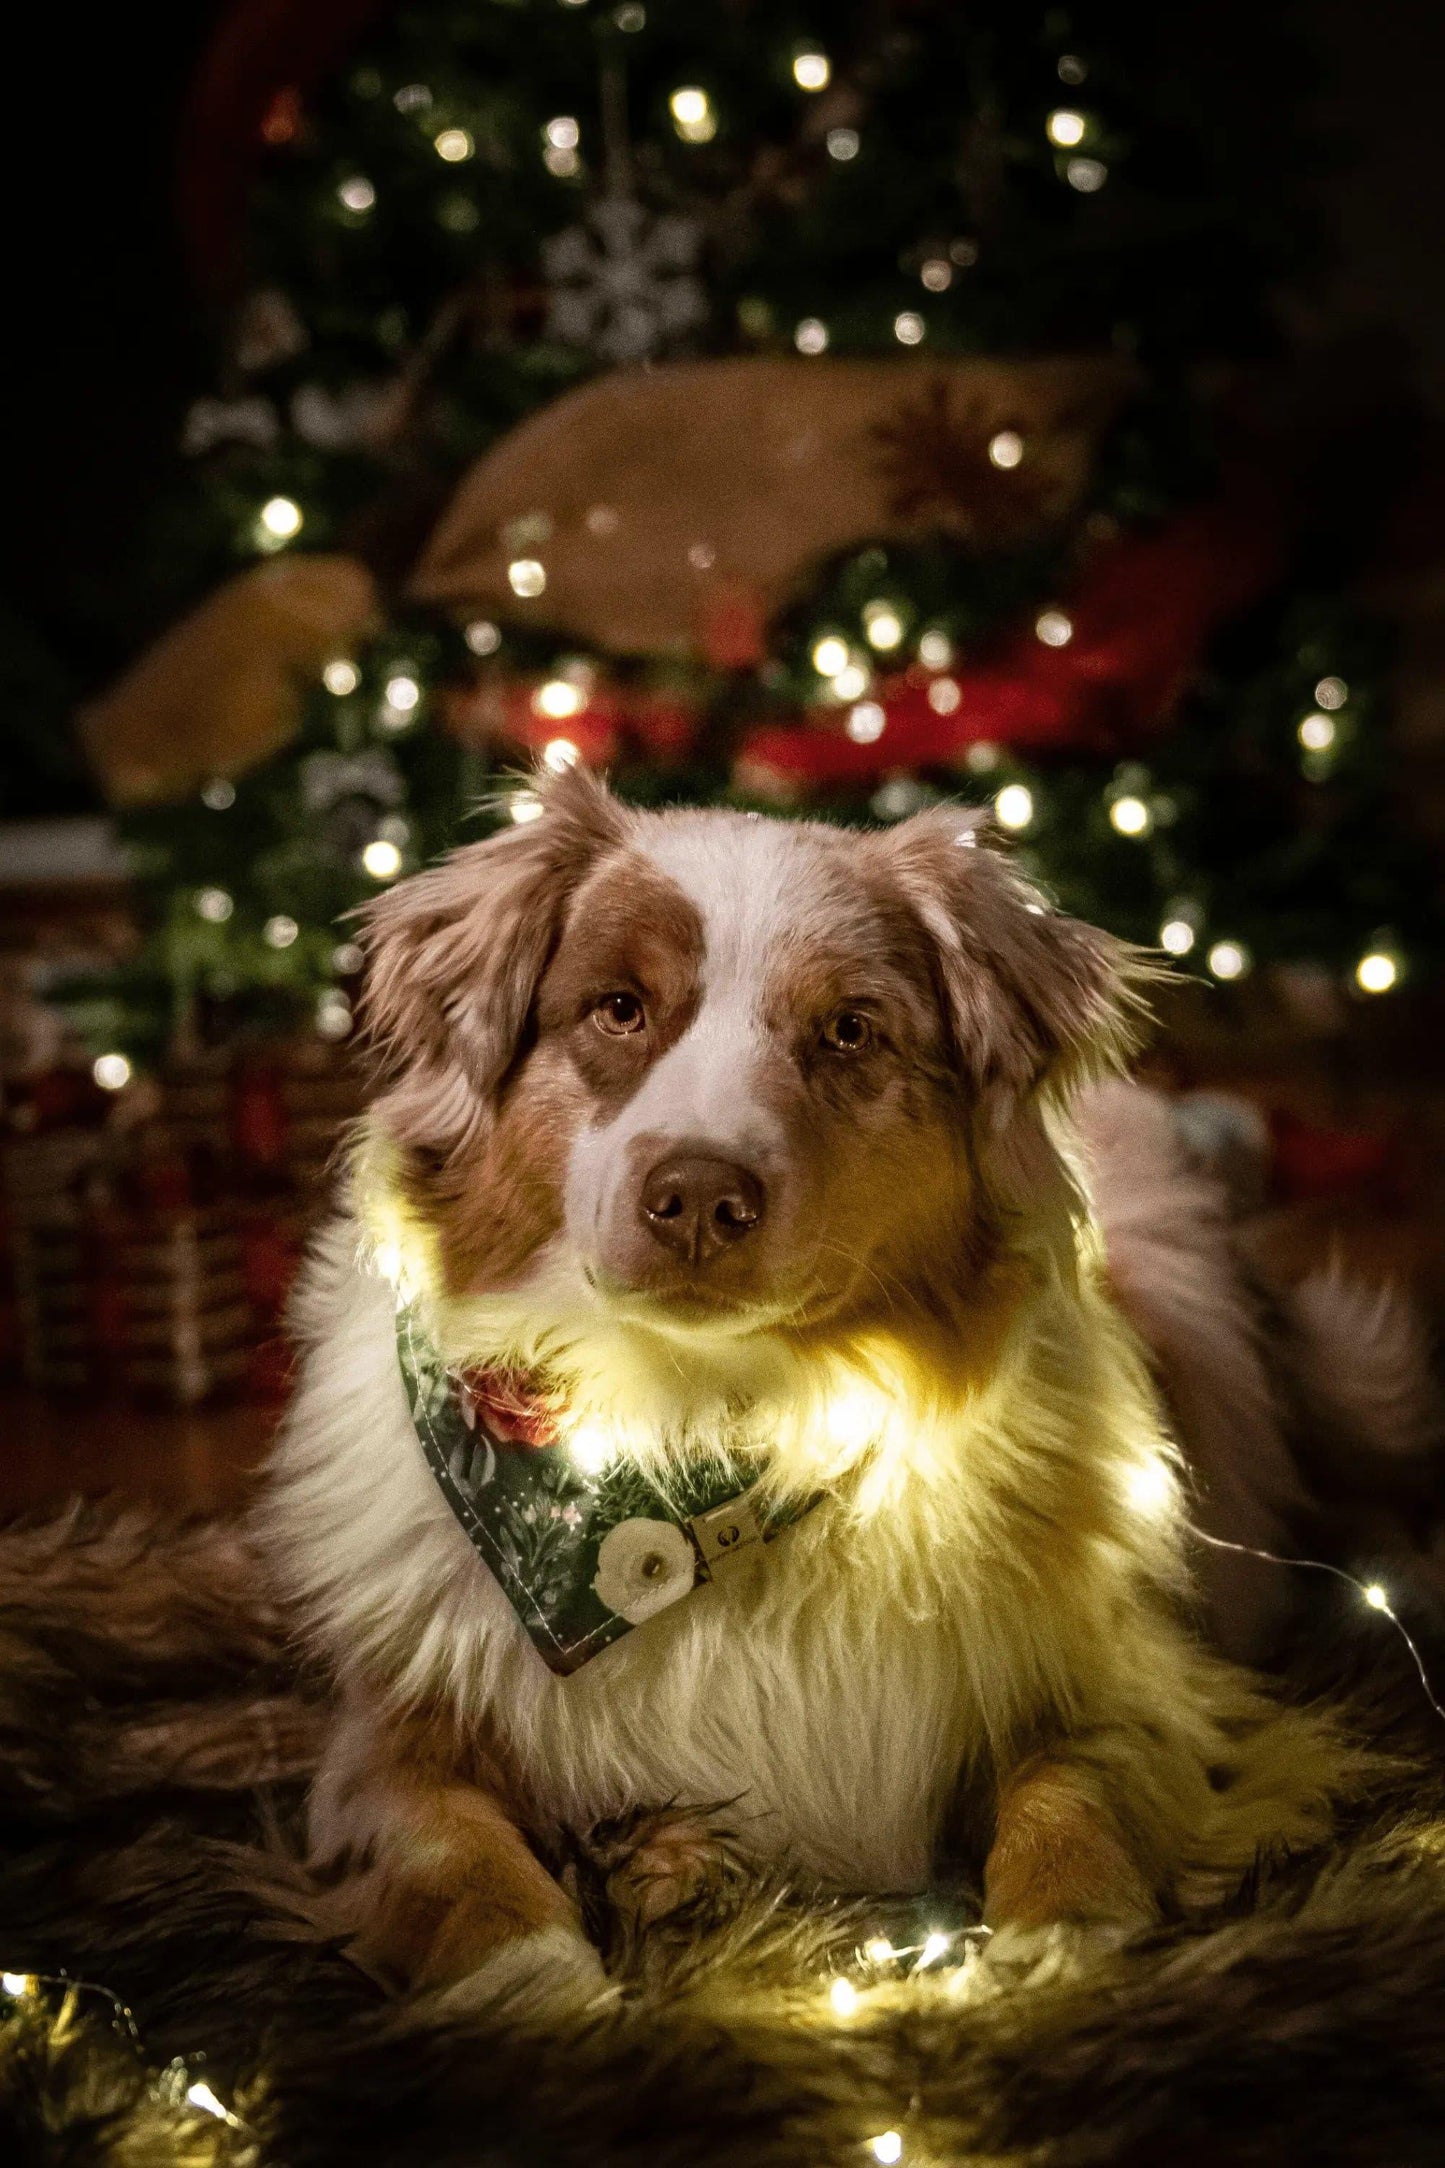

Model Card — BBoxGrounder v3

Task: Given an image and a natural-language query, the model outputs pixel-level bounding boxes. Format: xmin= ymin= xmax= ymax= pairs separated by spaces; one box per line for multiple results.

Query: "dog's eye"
xmin=820 ymin=1009 xmax=872 ymax=1054
xmin=593 ymin=992 xmax=646 ymax=1036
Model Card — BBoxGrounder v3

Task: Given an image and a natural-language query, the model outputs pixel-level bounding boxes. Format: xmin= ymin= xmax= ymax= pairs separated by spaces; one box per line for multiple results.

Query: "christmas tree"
xmin=70 ymin=0 xmax=1434 ymax=1073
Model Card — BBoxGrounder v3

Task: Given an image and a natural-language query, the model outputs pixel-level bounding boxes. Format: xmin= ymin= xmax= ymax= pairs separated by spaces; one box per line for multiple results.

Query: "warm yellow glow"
xmin=323 ymin=658 xmax=360 ymax=696
xmin=258 ymin=495 xmax=302 ymax=539
xmin=1355 ymin=951 xmax=1398 ymax=994
xmin=864 ymin=1937 xmax=895 ymax=1965
xmin=812 ymin=634 xmax=850 ymax=677
xmin=831 ymin=661 xmax=870 ymax=701
xmin=1160 ymin=918 xmax=1196 ymax=957
xmin=434 ymin=127 xmax=474 ymax=162
xmin=920 ymin=259 xmax=952 ymax=292
xmin=829 ymin=1977 xmax=859 ymax=2016
xmin=509 ymin=791 xmax=545 ymax=824
xmin=195 ymin=887 xmax=233 ymax=923
xmin=93 ymin=1053 xmax=132 ymax=1091
xmin=1364 ymin=1582 xmax=1390 ymax=1611
xmin=384 ymin=673 xmax=421 ymax=711
xmin=337 ymin=176 xmax=375 ymax=213
xmin=1035 ymin=609 xmax=1073 ymax=647
xmin=670 ymin=87 xmax=716 ymax=141
xmin=264 ymin=914 xmax=299 ymax=949
xmin=1298 ymin=712 xmax=1336 ymax=752
xmin=870 ymin=2135 xmax=903 ymax=2166
xmin=1047 ymin=108 xmax=1087 ymax=147
xmin=863 ymin=601 xmax=904 ymax=650
xmin=893 ymin=311 xmax=925 ymax=346
xmin=508 ymin=557 xmax=547 ymax=598
xmin=918 ymin=1931 xmax=951 ymax=1967
xmin=545 ymin=115 xmax=580 ymax=149
xmin=1125 ymin=1459 xmax=1175 ymax=1517
xmin=823 ymin=1388 xmax=885 ymax=1456
xmin=846 ymin=701 xmax=886 ymax=744
xmin=533 ymin=678 xmax=585 ymax=720
xmin=988 ymin=429 xmax=1024 ymax=470
xmin=794 ymin=317 xmax=829 ymax=353
xmin=1109 ymin=794 xmax=1151 ymax=837
xmin=928 ymin=676 xmax=961 ymax=715
xmin=569 ymin=1423 xmax=617 ymax=1477
xmin=793 ymin=51 xmax=830 ymax=90
xmin=1 ymin=1973 xmax=35 ymax=1997
xmin=917 ymin=629 xmax=953 ymax=669
xmin=543 ymin=737 xmax=581 ymax=773
xmin=1206 ymin=939 xmax=1249 ymax=981
xmin=994 ymin=782 xmax=1033 ymax=830
xmin=466 ymin=618 xmax=501 ymax=656
xmin=362 ymin=839 xmax=403 ymax=879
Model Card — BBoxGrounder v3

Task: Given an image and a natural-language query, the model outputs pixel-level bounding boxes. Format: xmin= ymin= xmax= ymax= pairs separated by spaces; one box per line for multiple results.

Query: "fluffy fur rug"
xmin=6 ymin=1505 xmax=1445 ymax=2167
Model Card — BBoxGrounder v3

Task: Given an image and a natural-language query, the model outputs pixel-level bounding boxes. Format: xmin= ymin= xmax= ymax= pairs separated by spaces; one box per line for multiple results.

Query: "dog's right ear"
xmin=358 ymin=764 xmax=629 ymax=1153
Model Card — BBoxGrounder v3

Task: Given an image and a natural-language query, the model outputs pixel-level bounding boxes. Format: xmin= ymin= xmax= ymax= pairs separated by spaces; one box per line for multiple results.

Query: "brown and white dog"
xmin=262 ymin=766 xmax=1354 ymax=2018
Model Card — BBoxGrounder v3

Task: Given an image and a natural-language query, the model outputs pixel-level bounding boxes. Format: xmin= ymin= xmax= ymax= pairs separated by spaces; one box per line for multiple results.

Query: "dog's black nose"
xmin=640 ymin=1157 xmax=765 ymax=1265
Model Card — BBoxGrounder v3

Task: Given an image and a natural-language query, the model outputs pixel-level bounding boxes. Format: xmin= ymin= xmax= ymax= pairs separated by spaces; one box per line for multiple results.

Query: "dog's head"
xmin=359 ymin=767 xmax=1148 ymax=1367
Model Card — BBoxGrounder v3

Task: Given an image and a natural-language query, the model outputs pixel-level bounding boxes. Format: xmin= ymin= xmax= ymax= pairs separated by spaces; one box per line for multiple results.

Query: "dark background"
xmin=4 ymin=0 xmax=1445 ymax=804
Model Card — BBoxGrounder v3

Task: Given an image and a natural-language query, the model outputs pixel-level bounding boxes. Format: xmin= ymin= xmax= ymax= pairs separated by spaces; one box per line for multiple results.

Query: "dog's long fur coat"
xmin=259 ymin=769 xmax=1397 ymax=2011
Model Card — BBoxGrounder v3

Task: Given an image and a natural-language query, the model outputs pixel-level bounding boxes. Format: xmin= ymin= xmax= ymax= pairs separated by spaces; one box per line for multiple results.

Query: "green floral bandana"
xmin=397 ymin=1304 xmax=816 ymax=1676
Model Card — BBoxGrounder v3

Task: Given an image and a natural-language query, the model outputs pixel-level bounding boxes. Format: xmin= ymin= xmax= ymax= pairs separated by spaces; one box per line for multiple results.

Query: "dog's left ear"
xmin=878 ymin=804 xmax=1155 ymax=1108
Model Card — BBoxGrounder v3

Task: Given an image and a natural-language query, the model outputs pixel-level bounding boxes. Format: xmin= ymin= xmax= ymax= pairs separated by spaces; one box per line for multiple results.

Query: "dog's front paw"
xmin=432 ymin=1926 xmax=616 ymax=2029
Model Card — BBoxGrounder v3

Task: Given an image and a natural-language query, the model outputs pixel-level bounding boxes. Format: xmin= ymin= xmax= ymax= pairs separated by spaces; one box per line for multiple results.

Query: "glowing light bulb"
xmin=542 ymin=737 xmax=581 ymax=773
xmin=918 ymin=629 xmax=953 ymax=669
xmin=337 ymin=176 xmax=376 ymax=213
xmin=465 ymin=618 xmax=501 ymax=656
xmin=1160 ymin=918 xmax=1196 ymax=957
xmin=533 ymin=679 xmax=584 ymax=720
xmin=201 ymin=778 xmax=235 ymax=810
xmin=893 ymin=310 xmax=925 ymax=346
xmin=793 ymin=51 xmax=830 ymax=91
xmin=1206 ymin=940 xmax=1249 ymax=982
xmin=1298 ymin=712 xmax=1336 ymax=752
xmin=434 ymin=127 xmax=474 ymax=162
xmin=988 ymin=429 xmax=1024 ymax=470
xmin=994 ymin=783 xmax=1033 ymax=831
xmin=794 ymin=317 xmax=829 ymax=354
xmin=1364 ymin=1582 xmax=1390 ymax=1611
xmin=93 ymin=1053 xmax=132 ymax=1091
xmin=863 ymin=601 xmax=904 ymax=650
xmin=829 ymin=1977 xmax=859 ymax=2016
xmin=823 ymin=1389 xmax=882 ymax=1454
xmin=920 ymin=259 xmax=952 ymax=292
xmin=508 ymin=558 xmax=547 ymax=598
xmin=545 ymin=116 xmax=580 ymax=149
xmin=1109 ymin=794 xmax=1151 ymax=837
xmin=927 ymin=676 xmax=961 ymax=714
xmin=1066 ymin=156 xmax=1108 ymax=192
xmin=670 ymin=87 xmax=716 ymax=142
xmin=846 ymin=701 xmax=886 ymax=744
xmin=1125 ymin=1459 xmax=1174 ymax=1516
xmin=812 ymin=634 xmax=850 ymax=677
xmin=384 ymin=673 xmax=420 ymax=711
xmin=871 ymin=2135 xmax=903 ymax=2165
xmin=316 ymin=991 xmax=353 ymax=1039
xmin=1314 ymin=675 xmax=1349 ymax=710
xmin=831 ymin=661 xmax=870 ymax=701
xmin=2 ymin=1973 xmax=34 ymax=1997
xmin=864 ymin=1938 xmax=895 ymax=1964
xmin=1035 ymin=609 xmax=1073 ymax=647
xmin=1047 ymin=109 xmax=1087 ymax=147
xmin=1355 ymin=951 xmax=1398 ymax=994
xmin=258 ymin=495 xmax=302 ymax=540
xmin=509 ymin=791 xmax=545 ymax=824
xmin=264 ymin=915 xmax=299 ymax=950
xmin=195 ymin=887 xmax=233 ymax=923
xmin=323 ymin=659 xmax=360 ymax=696
xmin=569 ymin=1424 xmax=615 ymax=1476
xmin=185 ymin=2082 xmax=231 ymax=2121
xmin=362 ymin=839 xmax=402 ymax=879
xmin=919 ymin=1931 xmax=951 ymax=1966
xmin=826 ymin=127 xmax=860 ymax=160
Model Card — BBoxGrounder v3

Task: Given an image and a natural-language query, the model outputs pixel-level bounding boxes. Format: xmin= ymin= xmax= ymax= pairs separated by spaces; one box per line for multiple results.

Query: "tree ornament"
xmin=543 ymin=197 xmax=707 ymax=364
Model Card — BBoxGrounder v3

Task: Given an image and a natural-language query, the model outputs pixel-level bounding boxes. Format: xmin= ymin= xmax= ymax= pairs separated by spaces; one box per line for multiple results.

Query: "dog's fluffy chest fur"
xmin=265 ymin=1220 xmax=1154 ymax=1891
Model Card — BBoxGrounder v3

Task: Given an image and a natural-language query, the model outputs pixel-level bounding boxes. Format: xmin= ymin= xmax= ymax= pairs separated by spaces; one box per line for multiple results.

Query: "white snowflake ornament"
xmin=543 ymin=197 xmax=707 ymax=364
